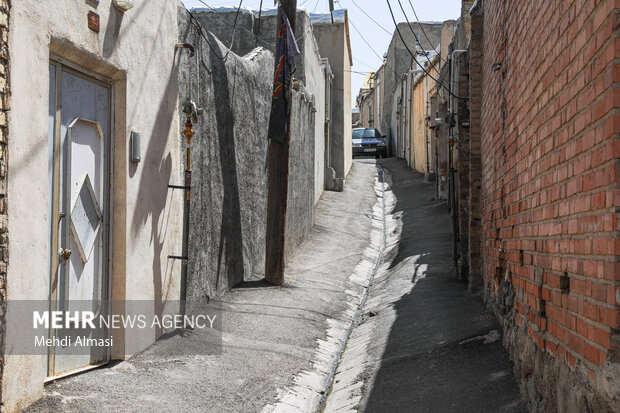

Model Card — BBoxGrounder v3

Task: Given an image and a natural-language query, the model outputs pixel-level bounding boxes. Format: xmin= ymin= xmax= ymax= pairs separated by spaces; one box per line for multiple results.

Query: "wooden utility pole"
xmin=265 ymin=0 xmax=297 ymax=285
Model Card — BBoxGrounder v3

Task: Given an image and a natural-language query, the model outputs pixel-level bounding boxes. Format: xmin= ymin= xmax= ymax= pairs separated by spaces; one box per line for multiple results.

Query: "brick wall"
xmin=453 ymin=50 xmax=470 ymax=281
xmin=471 ymin=0 xmax=619 ymax=410
xmin=0 ymin=0 xmax=8 ymax=404
xmin=467 ymin=2 xmax=483 ymax=294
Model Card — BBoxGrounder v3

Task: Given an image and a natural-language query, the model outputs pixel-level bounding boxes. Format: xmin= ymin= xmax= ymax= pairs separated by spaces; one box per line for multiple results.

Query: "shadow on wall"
xmin=102 ymin=3 xmax=124 ymax=59
xmin=179 ymin=6 xmax=274 ymax=302
xmin=179 ymin=6 xmax=318 ymax=301
xmin=130 ymin=44 xmax=179 ymax=331
xmin=209 ymin=50 xmax=245 ymax=292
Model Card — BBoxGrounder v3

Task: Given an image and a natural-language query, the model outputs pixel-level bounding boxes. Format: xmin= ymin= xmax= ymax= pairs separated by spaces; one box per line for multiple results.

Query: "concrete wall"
xmin=178 ymin=6 xmax=319 ymax=301
xmin=191 ymin=8 xmax=325 ymax=204
xmin=358 ymin=88 xmax=375 ymax=129
xmin=411 ymin=76 xmax=426 ymax=173
xmin=467 ymin=0 xmax=620 ymax=411
xmin=5 ymin=0 xmax=183 ymax=410
xmin=313 ymin=19 xmax=352 ymax=186
xmin=406 ymin=57 xmax=439 ymax=175
xmin=382 ymin=22 xmax=443 ymax=148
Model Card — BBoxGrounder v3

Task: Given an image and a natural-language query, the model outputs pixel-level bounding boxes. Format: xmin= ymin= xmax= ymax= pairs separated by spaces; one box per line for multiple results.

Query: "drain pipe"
xmin=449 ymin=50 xmax=467 ymax=273
xmin=424 ymin=75 xmax=430 ymax=177
xmin=435 ymin=125 xmax=439 ymax=199
xmin=408 ymin=69 xmax=422 ymax=169
xmin=170 ymin=44 xmax=198 ymax=316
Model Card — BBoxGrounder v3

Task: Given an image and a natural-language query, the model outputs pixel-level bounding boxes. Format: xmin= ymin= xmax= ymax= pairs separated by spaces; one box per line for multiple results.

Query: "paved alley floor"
xmin=26 ymin=159 xmax=526 ymax=413
xmin=26 ymin=161 xmax=383 ymax=413
xmin=324 ymin=158 xmax=526 ymax=413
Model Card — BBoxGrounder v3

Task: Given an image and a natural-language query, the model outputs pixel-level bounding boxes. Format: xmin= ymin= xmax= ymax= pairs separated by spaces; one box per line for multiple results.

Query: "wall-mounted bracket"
xmin=168 ymin=184 xmax=191 ymax=190
xmin=168 ymin=255 xmax=188 ymax=260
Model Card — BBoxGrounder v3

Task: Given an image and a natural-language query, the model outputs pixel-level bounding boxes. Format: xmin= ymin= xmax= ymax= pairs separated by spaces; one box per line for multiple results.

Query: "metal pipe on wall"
xmin=449 ymin=50 xmax=467 ymax=274
xmin=171 ymin=44 xmax=197 ymax=316
xmin=408 ymin=69 xmax=422 ymax=169
xmin=424 ymin=75 xmax=429 ymax=176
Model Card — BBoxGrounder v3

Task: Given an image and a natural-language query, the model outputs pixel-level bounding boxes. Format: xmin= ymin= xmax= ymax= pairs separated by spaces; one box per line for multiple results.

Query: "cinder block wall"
xmin=0 ymin=0 xmax=8 ymax=403
xmin=470 ymin=0 xmax=619 ymax=411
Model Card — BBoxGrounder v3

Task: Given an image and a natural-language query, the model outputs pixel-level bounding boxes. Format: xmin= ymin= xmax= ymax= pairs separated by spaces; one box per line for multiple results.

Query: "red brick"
xmin=468 ymin=0 xmax=619 ymax=377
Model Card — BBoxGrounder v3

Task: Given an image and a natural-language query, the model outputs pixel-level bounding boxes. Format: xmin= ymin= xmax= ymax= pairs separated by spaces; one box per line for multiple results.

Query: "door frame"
xmin=47 ymin=58 xmax=114 ymax=380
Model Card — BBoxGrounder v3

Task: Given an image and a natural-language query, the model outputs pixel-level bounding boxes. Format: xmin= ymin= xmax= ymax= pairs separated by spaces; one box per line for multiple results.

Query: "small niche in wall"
xmin=559 ymin=272 xmax=570 ymax=294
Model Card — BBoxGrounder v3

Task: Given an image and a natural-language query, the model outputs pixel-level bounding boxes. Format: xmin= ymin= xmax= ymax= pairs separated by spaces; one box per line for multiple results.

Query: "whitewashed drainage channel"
xmin=261 ymin=166 xmax=397 ymax=413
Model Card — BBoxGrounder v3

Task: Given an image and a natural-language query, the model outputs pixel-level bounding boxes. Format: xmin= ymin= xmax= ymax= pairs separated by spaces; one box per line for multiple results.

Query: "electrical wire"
xmin=331 ymin=67 xmax=374 ymax=75
xmin=386 ymin=0 xmax=465 ymax=100
xmin=193 ymin=1 xmax=307 ymax=47
xmin=348 ymin=0 xmax=392 ymax=36
xmin=408 ymin=0 xmax=447 ymax=64
xmin=190 ymin=0 xmax=245 ymax=61
xmin=313 ymin=0 xmax=320 ymax=12
xmin=396 ymin=0 xmax=449 ymax=84
xmin=256 ymin=0 xmax=263 ymax=45
xmin=353 ymin=56 xmax=383 ymax=72
xmin=348 ymin=17 xmax=399 ymax=79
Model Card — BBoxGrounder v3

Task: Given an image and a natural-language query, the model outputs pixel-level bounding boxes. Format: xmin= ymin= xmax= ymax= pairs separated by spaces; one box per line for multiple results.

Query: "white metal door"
xmin=48 ymin=62 xmax=111 ymax=377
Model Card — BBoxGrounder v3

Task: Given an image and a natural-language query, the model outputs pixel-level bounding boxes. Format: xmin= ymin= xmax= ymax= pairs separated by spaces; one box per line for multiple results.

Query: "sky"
xmin=183 ymin=0 xmax=462 ymax=109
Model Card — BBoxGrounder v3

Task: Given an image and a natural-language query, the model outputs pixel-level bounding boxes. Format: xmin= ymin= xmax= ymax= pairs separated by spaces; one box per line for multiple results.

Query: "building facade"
xmin=1 ymin=2 xmax=346 ymax=411
xmin=470 ymin=0 xmax=619 ymax=410
xmin=311 ymin=10 xmax=353 ymax=189
xmin=4 ymin=0 xmax=184 ymax=410
xmin=369 ymin=0 xmax=619 ymax=410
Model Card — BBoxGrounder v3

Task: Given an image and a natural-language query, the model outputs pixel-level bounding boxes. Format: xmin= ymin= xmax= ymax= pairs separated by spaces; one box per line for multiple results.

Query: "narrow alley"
xmin=23 ymin=160 xmax=525 ymax=412
xmin=0 ymin=0 xmax=617 ymax=411
xmin=329 ymin=159 xmax=526 ymax=413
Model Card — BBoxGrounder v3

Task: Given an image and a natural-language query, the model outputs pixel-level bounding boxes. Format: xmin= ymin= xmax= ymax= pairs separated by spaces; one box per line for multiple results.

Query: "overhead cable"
xmin=396 ymin=0 xmax=450 ymax=84
xmin=348 ymin=17 xmax=399 ymax=78
xmin=189 ymin=0 xmax=245 ymax=61
xmin=407 ymin=0 xmax=447 ymax=64
xmin=386 ymin=0 xmax=466 ymax=100
xmin=348 ymin=0 xmax=392 ymax=36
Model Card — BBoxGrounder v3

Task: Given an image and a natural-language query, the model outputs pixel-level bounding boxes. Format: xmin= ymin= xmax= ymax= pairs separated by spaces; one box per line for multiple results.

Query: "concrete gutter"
xmin=316 ymin=165 xmax=388 ymax=410
xmin=263 ymin=161 xmax=393 ymax=413
xmin=322 ymin=158 xmax=526 ymax=413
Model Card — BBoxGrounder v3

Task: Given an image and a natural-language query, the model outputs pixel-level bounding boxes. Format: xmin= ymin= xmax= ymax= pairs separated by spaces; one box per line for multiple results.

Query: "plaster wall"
xmin=411 ymin=77 xmax=426 ymax=173
xmin=5 ymin=0 xmax=183 ymax=410
xmin=358 ymin=88 xmax=375 ymax=129
xmin=178 ymin=6 xmax=318 ymax=301
xmin=297 ymin=15 xmax=326 ymax=205
xmin=409 ymin=59 xmax=438 ymax=175
xmin=391 ymin=81 xmax=402 ymax=159
xmin=313 ymin=21 xmax=352 ymax=183
xmin=190 ymin=9 xmax=325 ymax=203
xmin=383 ymin=22 xmax=443 ymax=149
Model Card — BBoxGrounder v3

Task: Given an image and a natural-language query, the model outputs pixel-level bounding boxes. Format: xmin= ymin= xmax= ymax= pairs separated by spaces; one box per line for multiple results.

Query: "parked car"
xmin=352 ymin=128 xmax=388 ymax=158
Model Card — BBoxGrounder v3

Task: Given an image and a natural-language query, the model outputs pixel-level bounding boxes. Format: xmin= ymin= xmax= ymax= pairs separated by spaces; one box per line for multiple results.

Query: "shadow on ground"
xmin=363 ymin=158 xmax=526 ymax=413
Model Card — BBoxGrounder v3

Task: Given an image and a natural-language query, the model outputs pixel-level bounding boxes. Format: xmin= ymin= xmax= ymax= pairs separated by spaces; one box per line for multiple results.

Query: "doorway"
xmin=47 ymin=60 xmax=111 ymax=378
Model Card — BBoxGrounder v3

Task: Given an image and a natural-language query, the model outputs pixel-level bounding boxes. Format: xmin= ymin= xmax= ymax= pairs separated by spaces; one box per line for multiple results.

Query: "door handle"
xmin=59 ymin=248 xmax=72 ymax=260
